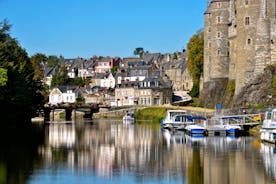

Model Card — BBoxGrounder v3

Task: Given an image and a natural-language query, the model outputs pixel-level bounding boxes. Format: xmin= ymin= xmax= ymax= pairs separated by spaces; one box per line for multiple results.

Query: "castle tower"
xmin=204 ymin=0 xmax=230 ymax=82
xmin=254 ymin=0 xmax=271 ymax=74
xmin=202 ymin=0 xmax=276 ymax=107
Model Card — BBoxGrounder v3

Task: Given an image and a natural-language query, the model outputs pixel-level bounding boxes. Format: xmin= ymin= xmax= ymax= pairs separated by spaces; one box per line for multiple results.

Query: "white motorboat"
xmin=123 ymin=111 xmax=135 ymax=123
xmin=160 ymin=110 xmax=190 ymax=130
xmin=260 ymin=108 xmax=276 ymax=144
xmin=185 ymin=124 xmax=206 ymax=135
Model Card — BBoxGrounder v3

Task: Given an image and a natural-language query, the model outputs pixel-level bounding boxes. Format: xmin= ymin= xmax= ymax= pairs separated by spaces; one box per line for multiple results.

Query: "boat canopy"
xmin=187 ymin=116 xmax=206 ymax=121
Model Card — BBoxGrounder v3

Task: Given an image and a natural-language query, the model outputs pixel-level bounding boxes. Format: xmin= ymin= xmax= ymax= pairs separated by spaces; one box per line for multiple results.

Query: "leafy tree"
xmin=51 ymin=66 xmax=69 ymax=87
xmin=134 ymin=47 xmax=144 ymax=58
xmin=30 ymin=53 xmax=47 ymax=81
xmin=68 ymin=77 xmax=85 ymax=86
xmin=0 ymin=20 xmax=44 ymax=122
xmin=111 ymin=66 xmax=119 ymax=73
xmin=0 ymin=68 xmax=7 ymax=86
xmin=46 ymin=55 xmax=59 ymax=67
xmin=187 ymin=30 xmax=204 ymax=97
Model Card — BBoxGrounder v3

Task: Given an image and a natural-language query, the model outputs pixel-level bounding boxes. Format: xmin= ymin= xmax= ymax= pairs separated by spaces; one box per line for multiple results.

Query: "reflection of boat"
xmin=123 ymin=111 xmax=135 ymax=123
xmin=260 ymin=108 xmax=276 ymax=144
xmin=161 ymin=129 xmax=185 ymax=148
xmin=260 ymin=142 xmax=276 ymax=179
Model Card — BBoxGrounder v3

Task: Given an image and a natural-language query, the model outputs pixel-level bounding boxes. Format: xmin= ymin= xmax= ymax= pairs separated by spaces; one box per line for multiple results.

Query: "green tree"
xmin=0 ymin=20 xmax=45 ymax=122
xmin=46 ymin=55 xmax=59 ymax=67
xmin=187 ymin=30 xmax=204 ymax=97
xmin=0 ymin=68 xmax=7 ymax=86
xmin=30 ymin=53 xmax=47 ymax=81
xmin=134 ymin=47 xmax=144 ymax=58
xmin=51 ymin=66 xmax=69 ymax=87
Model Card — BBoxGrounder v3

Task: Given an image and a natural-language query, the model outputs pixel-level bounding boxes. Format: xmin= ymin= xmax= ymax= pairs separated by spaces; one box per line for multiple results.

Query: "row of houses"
xmin=47 ymin=52 xmax=193 ymax=107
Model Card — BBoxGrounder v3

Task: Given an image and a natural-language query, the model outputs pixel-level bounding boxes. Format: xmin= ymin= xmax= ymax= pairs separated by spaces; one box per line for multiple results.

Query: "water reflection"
xmin=5 ymin=120 xmax=274 ymax=184
xmin=260 ymin=142 xmax=276 ymax=180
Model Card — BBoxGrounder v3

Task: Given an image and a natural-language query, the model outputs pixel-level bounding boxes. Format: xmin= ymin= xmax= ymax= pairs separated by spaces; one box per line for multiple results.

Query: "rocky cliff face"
xmin=199 ymin=64 xmax=276 ymax=108
xmin=235 ymin=64 xmax=276 ymax=107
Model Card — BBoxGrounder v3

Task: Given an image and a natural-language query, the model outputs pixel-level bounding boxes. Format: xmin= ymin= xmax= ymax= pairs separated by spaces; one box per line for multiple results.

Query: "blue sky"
xmin=0 ymin=0 xmax=206 ymax=58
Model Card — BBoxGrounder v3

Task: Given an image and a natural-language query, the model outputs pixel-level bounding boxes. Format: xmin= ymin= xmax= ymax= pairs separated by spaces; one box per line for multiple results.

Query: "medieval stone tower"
xmin=203 ymin=0 xmax=276 ymax=106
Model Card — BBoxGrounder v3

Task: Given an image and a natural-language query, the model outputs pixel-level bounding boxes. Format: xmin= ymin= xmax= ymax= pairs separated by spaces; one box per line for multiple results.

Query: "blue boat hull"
xmin=190 ymin=129 xmax=206 ymax=134
xmin=227 ymin=128 xmax=240 ymax=134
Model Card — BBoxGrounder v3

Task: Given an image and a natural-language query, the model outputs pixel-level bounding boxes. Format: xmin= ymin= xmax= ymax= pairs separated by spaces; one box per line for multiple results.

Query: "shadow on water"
xmin=0 ymin=123 xmax=45 ymax=184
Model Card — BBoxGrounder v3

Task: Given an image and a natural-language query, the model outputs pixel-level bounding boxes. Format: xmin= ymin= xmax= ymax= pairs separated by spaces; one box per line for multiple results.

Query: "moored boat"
xmin=260 ymin=108 xmax=276 ymax=144
xmin=123 ymin=111 xmax=135 ymax=123
xmin=224 ymin=125 xmax=241 ymax=134
xmin=160 ymin=110 xmax=189 ymax=130
xmin=185 ymin=124 xmax=206 ymax=135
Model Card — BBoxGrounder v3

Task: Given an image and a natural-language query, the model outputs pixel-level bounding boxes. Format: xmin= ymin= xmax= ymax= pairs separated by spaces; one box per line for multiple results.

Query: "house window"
xmin=217 ymin=16 xmax=221 ymax=24
xmin=245 ymin=17 xmax=250 ymax=25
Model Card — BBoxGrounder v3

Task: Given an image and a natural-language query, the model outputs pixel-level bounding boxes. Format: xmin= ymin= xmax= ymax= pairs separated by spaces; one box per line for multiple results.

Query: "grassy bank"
xmin=135 ymin=107 xmax=168 ymax=123
xmin=134 ymin=106 xmax=214 ymax=123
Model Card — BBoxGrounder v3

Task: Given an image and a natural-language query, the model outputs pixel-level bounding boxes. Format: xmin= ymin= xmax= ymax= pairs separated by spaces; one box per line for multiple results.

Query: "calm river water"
xmin=0 ymin=120 xmax=276 ymax=184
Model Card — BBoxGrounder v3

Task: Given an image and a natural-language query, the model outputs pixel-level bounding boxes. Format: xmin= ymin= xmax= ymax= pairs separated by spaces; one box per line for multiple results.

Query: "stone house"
xmin=114 ymin=76 xmax=172 ymax=107
xmin=162 ymin=60 xmax=193 ymax=91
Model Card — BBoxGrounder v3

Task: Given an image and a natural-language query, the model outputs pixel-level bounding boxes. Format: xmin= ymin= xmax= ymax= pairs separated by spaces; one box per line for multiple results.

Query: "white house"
xmin=49 ymin=87 xmax=76 ymax=105
xmin=100 ymin=73 xmax=116 ymax=89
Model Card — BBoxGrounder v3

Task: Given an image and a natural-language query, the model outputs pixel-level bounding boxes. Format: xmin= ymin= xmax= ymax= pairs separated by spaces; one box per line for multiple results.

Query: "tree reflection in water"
xmin=0 ymin=124 xmax=44 ymax=184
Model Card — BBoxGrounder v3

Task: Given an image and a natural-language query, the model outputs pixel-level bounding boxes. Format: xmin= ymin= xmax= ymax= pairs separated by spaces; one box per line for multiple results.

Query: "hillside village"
xmin=46 ymin=51 xmax=193 ymax=107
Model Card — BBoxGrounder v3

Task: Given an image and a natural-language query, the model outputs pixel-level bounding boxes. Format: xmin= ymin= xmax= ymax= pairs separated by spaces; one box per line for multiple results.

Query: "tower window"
xmin=217 ymin=49 xmax=221 ymax=56
xmin=217 ymin=32 xmax=221 ymax=38
xmin=217 ymin=2 xmax=221 ymax=8
xmin=208 ymin=42 xmax=211 ymax=48
xmin=245 ymin=0 xmax=249 ymax=5
xmin=217 ymin=16 xmax=221 ymax=24
xmin=247 ymin=38 xmax=251 ymax=45
xmin=245 ymin=17 xmax=250 ymax=25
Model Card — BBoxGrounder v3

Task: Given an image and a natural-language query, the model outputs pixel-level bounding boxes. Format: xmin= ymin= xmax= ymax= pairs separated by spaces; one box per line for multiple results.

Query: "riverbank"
xmin=135 ymin=105 xmax=215 ymax=123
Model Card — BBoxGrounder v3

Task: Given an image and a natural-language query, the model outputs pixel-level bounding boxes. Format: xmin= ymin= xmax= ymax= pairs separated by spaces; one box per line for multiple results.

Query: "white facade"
xmin=100 ymin=73 xmax=115 ymax=89
xmin=49 ymin=88 xmax=76 ymax=105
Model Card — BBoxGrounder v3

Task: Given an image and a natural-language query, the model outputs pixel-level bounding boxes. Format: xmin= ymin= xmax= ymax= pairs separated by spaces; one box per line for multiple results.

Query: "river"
xmin=0 ymin=120 xmax=275 ymax=184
